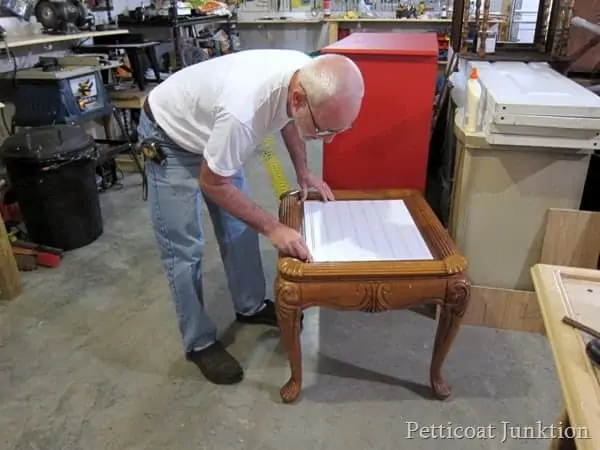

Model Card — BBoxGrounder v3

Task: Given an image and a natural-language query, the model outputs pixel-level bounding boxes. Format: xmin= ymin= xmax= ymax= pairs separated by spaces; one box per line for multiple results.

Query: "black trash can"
xmin=0 ymin=124 xmax=103 ymax=251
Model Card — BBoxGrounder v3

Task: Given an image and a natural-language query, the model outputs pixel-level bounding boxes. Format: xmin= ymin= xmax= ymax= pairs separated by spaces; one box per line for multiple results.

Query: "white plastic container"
xmin=485 ymin=31 xmax=497 ymax=53
xmin=464 ymin=67 xmax=482 ymax=132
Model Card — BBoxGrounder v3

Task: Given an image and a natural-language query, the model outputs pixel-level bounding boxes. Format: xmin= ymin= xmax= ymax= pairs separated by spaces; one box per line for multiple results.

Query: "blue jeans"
xmin=137 ymin=111 xmax=266 ymax=353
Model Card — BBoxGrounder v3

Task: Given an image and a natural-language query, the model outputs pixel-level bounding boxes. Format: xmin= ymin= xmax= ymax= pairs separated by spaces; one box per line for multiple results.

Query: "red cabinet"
xmin=320 ymin=32 xmax=439 ymax=192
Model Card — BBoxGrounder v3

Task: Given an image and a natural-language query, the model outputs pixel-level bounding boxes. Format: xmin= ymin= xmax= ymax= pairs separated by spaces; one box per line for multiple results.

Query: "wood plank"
xmin=412 ymin=285 xmax=545 ymax=334
xmin=461 ymin=285 xmax=545 ymax=334
xmin=109 ymin=85 xmax=157 ymax=110
xmin=4 ymin=29 xmax=128 ymax=49
xmin=540 ymin=208 xmax=600 ymax=269
xmin=327 ymin=21 xmax=339 ymax=44
xmin=0 ymin=211 xmax=21 ymax=301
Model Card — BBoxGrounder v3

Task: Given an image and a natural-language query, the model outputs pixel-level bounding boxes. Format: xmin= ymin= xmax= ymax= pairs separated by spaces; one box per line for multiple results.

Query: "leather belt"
xmin=142 ymin=98 xmax=155 ymax=123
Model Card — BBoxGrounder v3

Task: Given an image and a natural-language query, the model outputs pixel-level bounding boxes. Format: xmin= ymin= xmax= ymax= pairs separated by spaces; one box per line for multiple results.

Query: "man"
xmin=137 ymin=49 xmax=365 ymax=385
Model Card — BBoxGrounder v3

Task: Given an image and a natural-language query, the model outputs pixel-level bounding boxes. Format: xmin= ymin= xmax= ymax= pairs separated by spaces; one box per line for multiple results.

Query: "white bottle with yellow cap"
xmin=464 ymin=67 xmax=482 ymax=133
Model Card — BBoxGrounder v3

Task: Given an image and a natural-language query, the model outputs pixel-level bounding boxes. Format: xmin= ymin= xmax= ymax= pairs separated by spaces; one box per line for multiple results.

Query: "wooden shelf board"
xmin=2 ymin=29 xmax=129 ymax=50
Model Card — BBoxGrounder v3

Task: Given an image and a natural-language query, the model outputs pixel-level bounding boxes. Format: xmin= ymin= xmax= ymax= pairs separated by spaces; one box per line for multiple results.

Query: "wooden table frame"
xmin=532 ymin=264 xmax=600 ymax=450
xmin=275 ymin=189 xmax=471 ymax=403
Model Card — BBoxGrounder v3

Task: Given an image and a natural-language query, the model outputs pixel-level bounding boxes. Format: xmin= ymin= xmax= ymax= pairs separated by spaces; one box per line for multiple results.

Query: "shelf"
xmin=118 ymin=14 xmax=230 ymax=29
xmin=237 ymin=18 xmax=322 ymax=24
xmin=459 ymin=48 xmax=564 ymax=62
xmin=326 ymin=17 xmax=452 ymax=23
xmin=0 ymin=29 xmax=129 ymax=50
xmin=325 ymin=17 xmax=505 ymax=24
xmin=173 ymin=14 xmax=231 ymax=27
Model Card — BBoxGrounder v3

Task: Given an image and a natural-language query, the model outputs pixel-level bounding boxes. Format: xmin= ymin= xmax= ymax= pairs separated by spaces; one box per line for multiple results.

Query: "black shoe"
xmin=235 ymin=299 xmax=304 ymax=328
xmin=186 ymin=341 xmax=243 ymax=385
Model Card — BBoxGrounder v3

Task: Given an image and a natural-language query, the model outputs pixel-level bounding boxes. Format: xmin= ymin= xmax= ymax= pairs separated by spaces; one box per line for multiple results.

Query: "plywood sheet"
xmin=303 ymin=199 xmax=434 ymax=263
xmin=541 ymin=208 xmax=600 ymax=269
xmin=461 ymin=285 xmax=545 ymax=334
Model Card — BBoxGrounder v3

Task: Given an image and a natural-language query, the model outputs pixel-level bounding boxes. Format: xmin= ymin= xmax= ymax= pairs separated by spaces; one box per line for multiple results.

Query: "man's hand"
xmin=265 ymin=223 xmax=313 ymax=262
xmin=280 ymin=123 xmax=333 ymax=202
xmin=297 ymin=170 xmax=335 ymax=202
xmin=200 ymin=161 xmax=281 ymax=238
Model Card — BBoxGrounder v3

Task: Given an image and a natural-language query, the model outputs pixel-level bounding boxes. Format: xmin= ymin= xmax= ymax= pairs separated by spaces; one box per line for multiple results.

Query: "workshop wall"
xmin=237 ymin=22 xmax=328 ymax=53
xmin=235 ymin=21 xmax=451 ymax=53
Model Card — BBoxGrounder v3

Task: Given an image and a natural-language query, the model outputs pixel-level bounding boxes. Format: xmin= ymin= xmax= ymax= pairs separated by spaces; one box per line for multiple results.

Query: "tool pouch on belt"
xmin=139 ymin=139 xmax=167 ymax=166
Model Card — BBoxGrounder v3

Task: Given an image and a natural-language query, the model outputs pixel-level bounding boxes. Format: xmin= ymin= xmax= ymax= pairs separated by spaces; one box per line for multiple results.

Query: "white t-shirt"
xmin=148 ymin=49 xmax=311 ymax=177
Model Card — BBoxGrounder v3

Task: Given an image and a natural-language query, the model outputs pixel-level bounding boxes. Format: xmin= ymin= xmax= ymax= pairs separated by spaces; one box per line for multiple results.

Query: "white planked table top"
xmin=303 ymin=199 xmax=433 ymax=263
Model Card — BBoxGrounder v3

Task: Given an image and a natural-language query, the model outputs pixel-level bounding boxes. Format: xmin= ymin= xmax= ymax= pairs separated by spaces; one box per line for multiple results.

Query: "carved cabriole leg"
xmin=275 ymin=276 xmax=303 ymax=403
xmin=430 ymin=275 xmax=470 ymax=400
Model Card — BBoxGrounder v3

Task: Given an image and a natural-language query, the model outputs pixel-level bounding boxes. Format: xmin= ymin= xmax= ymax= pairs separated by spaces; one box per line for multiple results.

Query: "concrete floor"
xmin=0 ymin=142 xmax=562 ymax=450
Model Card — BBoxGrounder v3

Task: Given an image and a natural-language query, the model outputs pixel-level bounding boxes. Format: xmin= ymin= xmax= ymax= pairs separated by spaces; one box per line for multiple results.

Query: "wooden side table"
xmin=275 ymin=189 xmax=471 ymax=403
xmin=531 ymin=264 xmax=600 ymax=450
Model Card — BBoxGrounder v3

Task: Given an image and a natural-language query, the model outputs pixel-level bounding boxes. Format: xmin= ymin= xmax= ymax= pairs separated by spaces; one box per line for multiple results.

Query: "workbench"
xmin=234 ymin=14 xmax=506 ymax=51
xmin=531 ymin=264 xmax=600 ymax=450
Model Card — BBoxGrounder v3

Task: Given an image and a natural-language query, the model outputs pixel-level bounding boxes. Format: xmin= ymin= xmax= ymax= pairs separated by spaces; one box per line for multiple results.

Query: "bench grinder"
xmin=34 ymin=0 xmax=94 ymax=33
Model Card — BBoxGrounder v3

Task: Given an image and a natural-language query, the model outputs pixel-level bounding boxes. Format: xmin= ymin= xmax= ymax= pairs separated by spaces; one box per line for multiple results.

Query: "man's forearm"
xmin=201 ymin=182 xmax=279 ymax=235
xmin=281 ymin=123 xmax=308 ymax=177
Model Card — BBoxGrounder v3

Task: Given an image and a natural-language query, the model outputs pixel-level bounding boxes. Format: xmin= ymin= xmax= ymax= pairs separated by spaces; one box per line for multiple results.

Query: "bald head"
xmin=296 ymin=53 xmax=365 ymax=129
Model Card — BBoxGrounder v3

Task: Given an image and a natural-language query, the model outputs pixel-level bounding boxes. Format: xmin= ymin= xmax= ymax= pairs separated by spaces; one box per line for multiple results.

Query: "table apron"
xmin=276 ymin=277 xmax=452 ymax=312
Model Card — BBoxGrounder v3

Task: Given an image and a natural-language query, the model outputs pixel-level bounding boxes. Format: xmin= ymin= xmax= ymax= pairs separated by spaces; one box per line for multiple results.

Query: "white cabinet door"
xmin=509 ymin=0 xmax=540 ymax=43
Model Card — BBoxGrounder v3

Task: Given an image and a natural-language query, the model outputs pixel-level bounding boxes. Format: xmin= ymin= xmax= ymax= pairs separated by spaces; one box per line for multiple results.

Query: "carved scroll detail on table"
xmin=356 ymin=282 xmax=392 ymax=312
xmin=446 ymin=277 xmax=471 ymax=318
xmin=276 ymin=278 xmax=301 ymax=306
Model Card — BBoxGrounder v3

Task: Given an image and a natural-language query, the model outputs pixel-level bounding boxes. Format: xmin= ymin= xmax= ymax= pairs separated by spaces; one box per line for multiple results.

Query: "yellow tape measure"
xmin=260 ymin=136 xmax=292 ymax=199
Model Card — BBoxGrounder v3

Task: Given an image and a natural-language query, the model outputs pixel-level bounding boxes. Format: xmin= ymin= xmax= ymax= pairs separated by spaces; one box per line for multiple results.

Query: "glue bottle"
xmin=464 ymin=67 xmax=482 ymax=133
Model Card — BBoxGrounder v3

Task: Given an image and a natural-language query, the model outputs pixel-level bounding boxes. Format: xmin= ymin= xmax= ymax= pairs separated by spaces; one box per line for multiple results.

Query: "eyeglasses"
xmin=301 ymin=84 xmax=351 ymax=137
